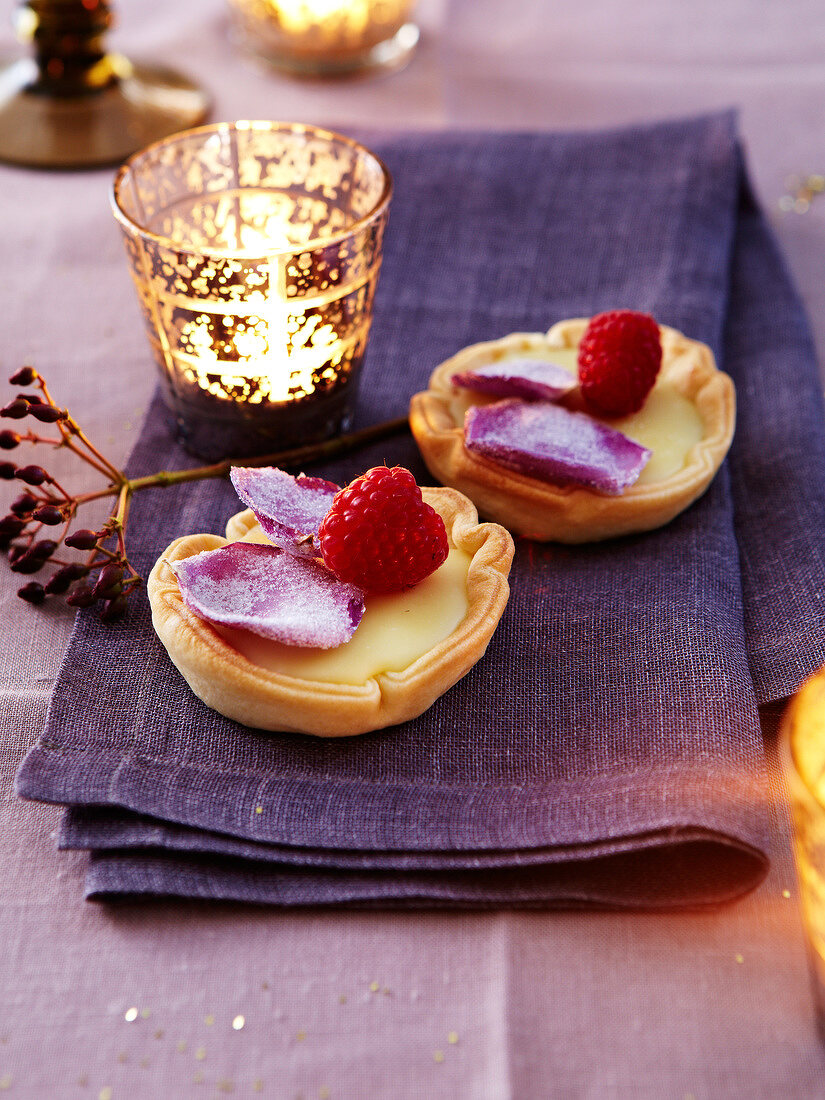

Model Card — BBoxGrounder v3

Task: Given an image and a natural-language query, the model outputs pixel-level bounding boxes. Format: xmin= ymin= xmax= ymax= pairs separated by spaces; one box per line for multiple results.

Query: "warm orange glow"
xmin=782 ymin=674 xmax=825 ymax=1025
xmin=227 ymin=0 xmax=416 ymax=68
xmin=113 ymin=121 xmax=391 ymax=458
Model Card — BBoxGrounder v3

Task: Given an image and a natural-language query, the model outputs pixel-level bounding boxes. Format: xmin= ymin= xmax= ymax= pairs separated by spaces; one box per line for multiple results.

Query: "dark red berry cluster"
xmin=1 ymin=366 xmax=411 ymax=622
xmin=0 ymin=366 xmax=139 ymax=619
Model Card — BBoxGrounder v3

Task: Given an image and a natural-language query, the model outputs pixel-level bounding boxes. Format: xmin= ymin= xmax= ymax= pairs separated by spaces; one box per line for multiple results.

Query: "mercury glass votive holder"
xmin=226 ymin=0 xmax=419 ymax=77
xmin=112 ymin=121 xmax=392 ymax=461
xmin=781 ymin=671 xmax=825 ymax=1040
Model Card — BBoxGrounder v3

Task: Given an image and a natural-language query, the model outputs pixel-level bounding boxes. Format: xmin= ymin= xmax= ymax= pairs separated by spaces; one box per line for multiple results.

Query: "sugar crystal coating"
xmin=452 ymin=358 xmax=576 ymax=401
xmin=464 ymin=398 xmax=651 ymax=494
xmin=172 ymin=541 xmax=364 ymax=648
xmin=230 ymin=467 xmax=339 ymax=557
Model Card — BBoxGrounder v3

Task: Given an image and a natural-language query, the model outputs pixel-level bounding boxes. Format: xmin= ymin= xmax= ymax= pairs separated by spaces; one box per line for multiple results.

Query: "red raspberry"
xmin=318 ymin=466 xmax=449 ymax=594
xmin=577 ymin=310 xmax=662 ymax=417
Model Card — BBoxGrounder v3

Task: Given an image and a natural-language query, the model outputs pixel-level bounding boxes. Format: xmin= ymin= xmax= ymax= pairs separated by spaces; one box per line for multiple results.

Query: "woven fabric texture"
xmin=18 ymin=113 xmax=825 ymax=907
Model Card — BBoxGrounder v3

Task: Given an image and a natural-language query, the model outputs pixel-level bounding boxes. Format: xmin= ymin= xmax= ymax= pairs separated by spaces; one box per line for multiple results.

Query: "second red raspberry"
xmin=577 ymin=309 xmax=662 ymax=418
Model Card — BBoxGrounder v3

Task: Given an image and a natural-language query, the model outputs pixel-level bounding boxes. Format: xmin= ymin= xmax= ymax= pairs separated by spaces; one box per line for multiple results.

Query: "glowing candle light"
xmin=112 ymin=121 xmax=392 ymax=460
xmin=226 ymin=0 xmax=419 ymax=76
xmin=781 ymin=670 xmax=825 ymax=1040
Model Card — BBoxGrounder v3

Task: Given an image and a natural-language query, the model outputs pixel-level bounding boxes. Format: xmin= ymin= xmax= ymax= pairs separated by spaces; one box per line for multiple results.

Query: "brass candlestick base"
xmin=0 ymin=0 xmax=209 ymax=170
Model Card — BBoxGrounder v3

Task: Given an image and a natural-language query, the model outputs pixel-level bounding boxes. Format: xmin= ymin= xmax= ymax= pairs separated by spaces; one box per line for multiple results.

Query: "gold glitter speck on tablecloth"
xmin=124 ymin=1007 xmax=138 ymax=1022
xmin=434 ymin=1050 xmax=445 ymax=1064
xmin=195 ymin=1046 xmax=207 ymax=1061
xmin=779 ymin=174 xmax=825 ymax=214
xmin=99 ymin=1088 xmax=113 ymax=1100
xmin=735 ymin=953 xmax=744 ymax=964
xmin=205 ymin=1014 xmax=215 ymax=1026
xmin=448 ymin=1031 xmax=459 ymax=1045
xmin=782 ymin=889 xmax=791 ymax=899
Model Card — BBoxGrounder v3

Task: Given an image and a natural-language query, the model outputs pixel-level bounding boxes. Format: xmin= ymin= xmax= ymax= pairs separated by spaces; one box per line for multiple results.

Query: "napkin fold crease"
xmin=16 ymin=112 xmax=825 ymax=908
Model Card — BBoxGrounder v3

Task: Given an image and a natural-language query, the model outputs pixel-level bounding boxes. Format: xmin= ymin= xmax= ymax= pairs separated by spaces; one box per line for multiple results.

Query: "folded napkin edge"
xmin=16 ymin=738 xmax=768 ymax=857
xmin=81 ymin=833 xmax=767 ymax=911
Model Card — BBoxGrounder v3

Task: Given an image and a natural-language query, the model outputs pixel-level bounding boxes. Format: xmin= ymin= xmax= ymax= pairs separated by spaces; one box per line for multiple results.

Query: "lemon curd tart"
xmin=148 ymin=487 xmax=514 ymax=737
xmin=409 ymin=319 xmax=735 ymax=543
xmin=219 ymin=515 xmax=473 ymax=685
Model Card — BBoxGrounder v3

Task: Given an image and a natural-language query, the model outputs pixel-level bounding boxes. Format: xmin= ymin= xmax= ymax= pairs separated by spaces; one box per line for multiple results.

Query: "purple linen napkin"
xmin=18 ymin=112 xmax=825 ymax=907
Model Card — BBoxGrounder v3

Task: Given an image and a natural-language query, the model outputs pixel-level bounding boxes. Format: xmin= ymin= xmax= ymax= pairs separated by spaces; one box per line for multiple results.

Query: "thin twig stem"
xmin=128 ymin=416 xmax=410 ymax=494
xmin=38 ymin=375 xmax=121 ymax=482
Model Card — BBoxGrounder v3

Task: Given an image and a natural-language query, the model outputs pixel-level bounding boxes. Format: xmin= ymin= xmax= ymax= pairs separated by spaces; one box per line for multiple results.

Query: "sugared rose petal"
xmin=230 ymin=467 xmax=339 ymax=557
xmin=452 ymin=358 xmax=576 ymax=401
xmin=172 ymin=542 xmax=364 ymax=648
xmin=464 ymin=398 xmax=650 ymax=495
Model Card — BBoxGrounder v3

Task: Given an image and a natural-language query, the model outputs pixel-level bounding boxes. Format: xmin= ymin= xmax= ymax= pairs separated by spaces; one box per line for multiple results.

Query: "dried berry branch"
xmin=0 ymin=367 xmax=409 ymax=620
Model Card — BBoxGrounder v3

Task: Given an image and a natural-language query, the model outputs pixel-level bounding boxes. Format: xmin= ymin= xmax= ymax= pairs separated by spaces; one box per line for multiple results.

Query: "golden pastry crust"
xmin=409 ymin=319 xmax=736 ymax=543
xmin=148 ymin=488 xmax=514 ymax=737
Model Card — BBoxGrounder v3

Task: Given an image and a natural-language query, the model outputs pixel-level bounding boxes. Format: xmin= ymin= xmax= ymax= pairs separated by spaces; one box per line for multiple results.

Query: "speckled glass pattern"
xmin=112 ymin=121 xmax=392 ymax=460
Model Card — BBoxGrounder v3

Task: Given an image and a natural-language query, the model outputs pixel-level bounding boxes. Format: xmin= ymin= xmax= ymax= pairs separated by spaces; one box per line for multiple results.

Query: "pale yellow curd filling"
xmin=215 ymin=523 xmax=471 ymax=684
xmin=448 ymin=345 xmax=704 ymax=487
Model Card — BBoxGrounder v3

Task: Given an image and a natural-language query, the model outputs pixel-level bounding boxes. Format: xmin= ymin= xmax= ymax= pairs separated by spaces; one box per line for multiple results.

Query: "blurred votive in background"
xmin=226 ymin=0 xmax=419 ymax=77
xmin=781 ymin=669 xmax=825 ymax=1041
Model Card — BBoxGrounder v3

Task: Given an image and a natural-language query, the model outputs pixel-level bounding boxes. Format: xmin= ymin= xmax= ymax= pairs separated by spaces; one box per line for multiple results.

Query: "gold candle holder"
xmin=781 ymin=671 xmax=825 ymax=1039
xmin=112 ymin=121 xmax=392 ymax=461
xmin=226 ymin=0 xmax=419 ymax=77
xmin=0 ymin=0 xmax=209 ymax=169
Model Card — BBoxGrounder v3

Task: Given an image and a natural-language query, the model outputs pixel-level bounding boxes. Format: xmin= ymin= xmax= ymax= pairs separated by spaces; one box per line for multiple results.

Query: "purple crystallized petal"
xmin=452 ymin=358 xmax=577 ymax=401
xmin=172 ymin=542 xmax=364 ymax=648
xmin=464 ymin=399 xmax=651 ymax=494
xmin=230 ymin=466 xmax=339 ymax=557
